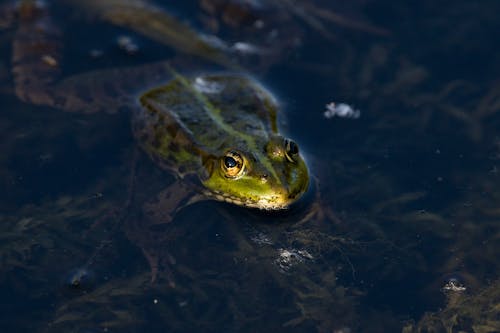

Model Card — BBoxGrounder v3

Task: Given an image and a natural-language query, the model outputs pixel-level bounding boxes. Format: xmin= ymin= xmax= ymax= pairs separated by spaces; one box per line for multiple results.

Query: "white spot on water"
xmin=442 ymin=278 xmax=467 ymax=292
xmin=275 ymin=248 xmax=313 ymax=273
xmin=116 ymin=35 xmax=139 ymax=54
xmin=231 ymin=42 xmax=264 ymax=54
xmin=324 ymin=102 xmax=361 ymax=119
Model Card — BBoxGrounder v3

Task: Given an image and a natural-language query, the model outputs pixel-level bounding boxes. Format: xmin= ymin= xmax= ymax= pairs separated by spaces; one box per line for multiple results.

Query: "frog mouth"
xmin=203 ymin=190 xmax=300 ymax=210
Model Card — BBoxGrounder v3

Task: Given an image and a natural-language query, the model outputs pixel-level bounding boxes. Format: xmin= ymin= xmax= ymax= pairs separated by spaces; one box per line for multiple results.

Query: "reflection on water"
xmin=1 ymin=0 xmax=499 ymax=332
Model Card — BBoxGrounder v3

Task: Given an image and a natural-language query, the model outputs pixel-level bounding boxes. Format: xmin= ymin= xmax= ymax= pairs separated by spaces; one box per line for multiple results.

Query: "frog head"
xmin=202 ymin=134 xmax=309 ymax=210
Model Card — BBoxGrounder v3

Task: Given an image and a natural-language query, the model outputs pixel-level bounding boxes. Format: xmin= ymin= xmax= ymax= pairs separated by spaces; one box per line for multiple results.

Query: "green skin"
xmin=134 ymin=74 xmax=309 ymax=210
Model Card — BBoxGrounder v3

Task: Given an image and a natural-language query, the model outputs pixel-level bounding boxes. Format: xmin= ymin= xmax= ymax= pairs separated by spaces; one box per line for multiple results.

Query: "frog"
xmin=134 ymin=73 xmax=309 ymax=211
xmin=2 ymin=0 xmax=311 ymax=283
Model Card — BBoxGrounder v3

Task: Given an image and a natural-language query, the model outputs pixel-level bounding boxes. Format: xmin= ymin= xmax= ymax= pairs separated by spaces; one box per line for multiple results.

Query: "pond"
xmin=1 ymin=1 xmax=499 ymax=332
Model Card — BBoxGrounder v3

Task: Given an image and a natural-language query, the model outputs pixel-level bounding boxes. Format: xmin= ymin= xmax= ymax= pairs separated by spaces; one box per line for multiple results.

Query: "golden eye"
xmin=285 ymin=139 xmax=299 ymax=162
xmin=221 ymin=151 xmax=245 ymax=178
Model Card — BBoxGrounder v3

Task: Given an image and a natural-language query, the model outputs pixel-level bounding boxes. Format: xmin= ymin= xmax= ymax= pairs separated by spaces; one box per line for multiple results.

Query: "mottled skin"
xmin=134 ymin=74 xmax=309 ymax=210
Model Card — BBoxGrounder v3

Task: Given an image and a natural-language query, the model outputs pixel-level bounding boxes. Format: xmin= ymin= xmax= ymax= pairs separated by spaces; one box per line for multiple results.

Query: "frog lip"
xmin=204 ymin=189 xmax=303 ymax=210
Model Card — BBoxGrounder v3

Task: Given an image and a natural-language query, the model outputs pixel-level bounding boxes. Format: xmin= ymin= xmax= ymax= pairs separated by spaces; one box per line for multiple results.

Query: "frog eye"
xmin=222 ymin=151 xmax=245 ymax=178
xmin=285 ymin=139 xmax=299 ymax=162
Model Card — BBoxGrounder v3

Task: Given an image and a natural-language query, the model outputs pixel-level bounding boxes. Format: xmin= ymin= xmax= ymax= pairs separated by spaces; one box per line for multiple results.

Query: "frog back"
xmin=133 ymin=74 xmax=279 ymax=179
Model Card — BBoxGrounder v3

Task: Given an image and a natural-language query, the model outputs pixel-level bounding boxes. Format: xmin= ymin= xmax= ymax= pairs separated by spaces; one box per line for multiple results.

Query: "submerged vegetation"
xmin=0 ymin=0 xmax=499 ymax=332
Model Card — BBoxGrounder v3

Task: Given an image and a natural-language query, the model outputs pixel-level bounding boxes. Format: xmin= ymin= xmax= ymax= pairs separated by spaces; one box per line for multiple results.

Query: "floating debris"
xmin=193 ymin=77 xmax=225 ymax=94
xmin=323 ymin=102 xmax=360 ymax=119
xmin=274 ymin=248 xmax=313 ymax=273
xmin=442 ymin=277 xmax=467 ymax=292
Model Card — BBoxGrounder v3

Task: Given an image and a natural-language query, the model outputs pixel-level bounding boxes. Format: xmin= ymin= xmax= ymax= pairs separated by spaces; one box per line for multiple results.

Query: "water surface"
xmin=1 ymin=1 xmax=499 ymax=332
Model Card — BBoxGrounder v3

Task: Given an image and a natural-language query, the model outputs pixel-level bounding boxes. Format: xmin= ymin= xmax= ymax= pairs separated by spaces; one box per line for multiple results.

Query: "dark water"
xmin=1 ymin=1 xmax=499 ymax=332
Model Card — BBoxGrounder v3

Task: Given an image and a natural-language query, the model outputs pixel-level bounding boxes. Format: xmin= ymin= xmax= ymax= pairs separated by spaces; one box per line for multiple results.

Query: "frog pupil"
xmin=224 ymin=156 xmax=237 ymax=168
